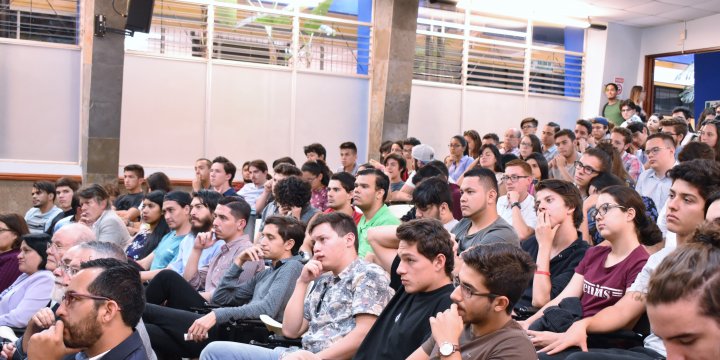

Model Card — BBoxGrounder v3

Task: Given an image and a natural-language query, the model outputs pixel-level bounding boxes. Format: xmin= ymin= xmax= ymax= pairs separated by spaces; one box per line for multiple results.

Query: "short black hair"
xmin=671 ymin=106 xmax=692 ymax=119
xmin=576 ymin=119 xmax=592 ymax=134
xmin=339 ymin=142 xmax=357 ymax=153
xmin=264 ymin=215 xmax=306 ymax=255
xmin=554 ymin=129 xmax=576 ymax=141
xmin=396 ymin=218 xmax=454 ymax=277
xmin=678 ymin=142 xmax=715 ymax=162
xmin=272 ymin=157 xmax=296 ymax=168
xmin=80 ymin=258 xmax=145 ymax=328
xmin=413 ymin=177 xmax=452 ymax=210
xmin=535 ymin=179 xmax=583 ymax=228
xmin=356 ymin=168 xmax=391 ymax=202
xmin=274 ymin=176 xmax=312 ymax=208
xmin=33 ymin=181 xmax=57 ymax=202
xmin=404 ymin=137 xmax=421 ymax=146
xmin=520 ymin=117 xmax=538 ymax=128
xmin=55 ymin=177 xmax=80 ymax=192
xmin=482 ymin=133 xmax=500 ymax=143
xmin=217 ymin=197 xmax=252 ymax=222
xmin=412 ymin=162 xmax=446 ymax=184
xmin=249 ymin=159 xmax=269 ymax=173
xmin=123 ymin=164 xmax=145 ymax=178
xmin=146 ymin=172 xmax=172 ymax=192
xmin=547 ymin=122 xmax=561 ymax=133
xmin=212 ymin=156 xmax=237 ymax=185
xmin=383 ymin=153 xmax=406 ymax=170
xmin=302 ymin=160 xmax=331 ymax=187
xmin=330 ymin=172 xmax=356 ymax=193
xmin=191 ymin=189 xmax=223 ymax=213
xmin=308 ymin=212 xmax=359 ymax=251
xmin=463 ymin=168 xmax=499 ymax=195
xmin=627 ymin=122 xmax=647 ymax=135
xmin=605 ymin=82 xmax=618 ymax=91
xmin=304 ymin=143 xmax=327 ymax=159
xmin=668 ymin=159 xmax=720 ymax=202
xmin=274 ymin=163 xmax=303 ymax=177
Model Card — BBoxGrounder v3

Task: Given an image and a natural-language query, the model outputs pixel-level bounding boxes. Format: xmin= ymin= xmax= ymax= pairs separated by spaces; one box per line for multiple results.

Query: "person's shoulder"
xmin=585 ymin=244 xmax=611 ymax=258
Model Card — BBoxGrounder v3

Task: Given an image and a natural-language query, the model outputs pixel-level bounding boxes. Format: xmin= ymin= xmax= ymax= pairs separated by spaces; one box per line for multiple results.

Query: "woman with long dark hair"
xmin=0 ymin=214 xmax=30 ymax=292
xmin=127 ymin=190 xmax=171 ymax=262
xmin=301 ymin=160 xmax=331 ymax=211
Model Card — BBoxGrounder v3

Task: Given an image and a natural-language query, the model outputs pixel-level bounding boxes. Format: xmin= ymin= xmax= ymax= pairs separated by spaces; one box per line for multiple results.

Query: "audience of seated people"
xmin=7 ymin=104 xmax=720 ymax=360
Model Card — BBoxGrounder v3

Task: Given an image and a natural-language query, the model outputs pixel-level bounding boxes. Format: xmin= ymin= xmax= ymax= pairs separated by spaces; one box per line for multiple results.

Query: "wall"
xmin=408 ymin=82 xmax=581 ymax=159
xmin=694 ymin=51 xmax=720 ymax=117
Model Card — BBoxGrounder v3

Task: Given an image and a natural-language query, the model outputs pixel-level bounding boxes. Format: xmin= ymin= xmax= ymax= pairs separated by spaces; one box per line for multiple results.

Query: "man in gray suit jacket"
xmin=77 ymin=184 xmax=131 ymax=248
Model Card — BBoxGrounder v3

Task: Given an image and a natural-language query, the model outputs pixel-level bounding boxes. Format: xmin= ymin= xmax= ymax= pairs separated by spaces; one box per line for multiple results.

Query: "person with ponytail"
xmin=522 ymin=186 xmax=659 ymax=354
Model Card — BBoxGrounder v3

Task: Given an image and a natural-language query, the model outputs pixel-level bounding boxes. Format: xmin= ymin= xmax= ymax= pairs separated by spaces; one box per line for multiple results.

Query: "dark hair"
xmin=303 ymin=143 xmax=327 ymax=159
xmin=301 ymin=160 xmax=331 ymax=187
xmin=272 ymin=157 xmax=296 ymax=168
xmin=196 ymin=158 xmax=212 ymax=168
xmin=647 ymin=132 xmax=677 ymax=148
xmin=705 ymin=191 xmax=720 ymax=218
xmin=55 ymin=177 xmax=80 ymax=192
xmin=525 ymin=152 xmax=549 ymax=180
xmin=212 ymin=156 xmax=237 ymax=185
xmin=482 ymin=133 xmax=500 ymax=143
xmin=547 ymin=122 xmax=561 ymax=133
xmin=671 ymin=106 xmax=692 ymax=120
xmin=619 ymin=99 xmax=636 ymax=111
xmin=308 ymin=212 xmax=359 ymax=251
xmin=146 ymin=172 xmax=172 ymax=192
xmin=425 ymin=160 xmax=450 ymax=179
xmin=605 ymin=82 xmax=618 ymax=91
xmin=554 ymin=129 xmax=576 ymax=142
xmin=463 ymin=168 xmax=499 ymax=195
xmin=274 ymin=176 xmax=312 ymax=208
xmin=330 ymin=172 xmax=356 ymax=193
xmin=249 ymin=159 xmax=269 ymax=173
xmin=32 ymin=181 xmax=57 ymax=202
xmin=412 ymin=163 xmax=446 ymax=185
xmin=611 ymin=127 xmax=633 ymax=148
xmin=273 ymin=163 xmax=302 ymax=177
xmin=383 ymin=153 xmax=407 ymax=171
xmin=358 ymin=163 xmax=376 ymax=170
xmin=123 ymin=164 xmax=145 ymax=179
xmin=594 ymin=142 xmax=632 ymax=184
xmin=191 ymin=189 xmax=223 ymax=213
xmin=77 ymin=184 xmax=111 ymax=209
xmin=521 ymin=134 xmax=543 ymax=158
xmin=660 ymin=117 xmax=689 ymax=138
xmin=699 ymin=120 xmax=720 ymax=162
xmin=413 ymin=177 xmax=452 ymax=210
xmin=668 ymin=159 xmax=720 ymax=202
xmin=461 ymin=243 xmax=536 ymax=314
xmin=647 ymin=220 xmax=720 ymax=323
xmin=22 ymin=233 xmax=51 ymax=270
xmin=576 ymin=119 xmax=592 ymax=134
xmin=463 ymin=130 xmax=482 ymax=158
xmin=0 ymin=213 xmax=30 ymax=250
xmin=627 ymin=122 xmax=648 ymax=135
xmin=679 ymin=142 xmax=715 ymax=162
xmin=520 ymin=117 xmax=538 ymax=129
xmin=396 ymin=218 xmax=454 ymax=277
xmin=535 ymin=179 xmax=583 ymax=228
xmin=264 ymin=215 xmax=306 ymax=255
xmin=479 ymin=144 xmax=504 ymax=172
xmin=404 ymin=137 xmax=421 ymax=147
xmin=451 ymin=135 xmax=467 ymax=151
xmin=217 ymin=197 xmax=251 ymax=222
xmin=339 ymin=142 xmax=357 ymax=153
xmin=138 ymin=190 xmax=170 ymax=259
xmin=599 ymin=185 xmax=663 ymax=246
xmin=356 ymin=168 xmax=391 ymax=202
xmin=379 ymin=140 xmax=393 ymax=155
xmin=584 ymin=146 xmax=612 ymax=173
xmin=589 ymin=172 xmax=625 ymax=193
xmin=80 ymin=258 xmax=145 ymax=328
xmin=163 ymin=190 xmax=192 ymax=208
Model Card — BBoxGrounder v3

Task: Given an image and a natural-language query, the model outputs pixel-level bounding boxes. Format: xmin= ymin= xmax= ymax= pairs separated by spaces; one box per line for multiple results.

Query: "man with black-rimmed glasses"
xmin=496 ymin=160 xmax=537 ymax=240
xmin=635 ymin=133 xmax=677 ymax=210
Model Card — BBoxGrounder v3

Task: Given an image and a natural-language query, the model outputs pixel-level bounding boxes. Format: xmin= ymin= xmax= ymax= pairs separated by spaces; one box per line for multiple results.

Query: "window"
xmin=0 ymin=0 xmax=79 ymax=44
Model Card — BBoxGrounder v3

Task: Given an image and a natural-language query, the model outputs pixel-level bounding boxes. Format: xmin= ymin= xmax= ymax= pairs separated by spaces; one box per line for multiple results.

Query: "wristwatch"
xmin=511 ymin=201 xmax=521 ymax=209
xmin=439 ymin=342 xmax=459 ymax=357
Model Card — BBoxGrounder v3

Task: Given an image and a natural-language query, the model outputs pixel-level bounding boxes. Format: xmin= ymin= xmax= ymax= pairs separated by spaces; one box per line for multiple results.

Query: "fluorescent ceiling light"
xmin=456 ymin=0 xmax=591 ymax=28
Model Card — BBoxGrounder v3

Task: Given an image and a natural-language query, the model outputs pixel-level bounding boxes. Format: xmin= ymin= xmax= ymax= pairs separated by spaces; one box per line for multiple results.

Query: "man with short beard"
xmin=27 ymin=258 xmax=147 ymax=360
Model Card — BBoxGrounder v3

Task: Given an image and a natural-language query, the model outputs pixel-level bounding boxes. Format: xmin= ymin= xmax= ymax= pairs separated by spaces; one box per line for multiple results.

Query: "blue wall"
xmin=693 ymin=51 xmax=720 ymax=119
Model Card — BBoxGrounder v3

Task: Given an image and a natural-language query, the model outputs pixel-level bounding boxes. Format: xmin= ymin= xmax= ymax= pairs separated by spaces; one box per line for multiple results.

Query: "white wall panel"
xmin=0 ymin=43 xmax=80 ymax=163
xmin=408 ymin=84 xmax=461 ymax=162
xmin=120 ymin=55 xmax=206 ymax=174
xmin=526 ymin=97 xmax=581 ymax=129
xmin=208 ymin=65 xmax=292 ymax=168
xmin=294 ymin=73 xmax=369 ymax=168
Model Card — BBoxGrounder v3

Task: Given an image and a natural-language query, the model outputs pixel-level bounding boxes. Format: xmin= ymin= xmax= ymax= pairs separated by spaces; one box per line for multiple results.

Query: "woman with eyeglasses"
xmin=0 ymin=214 xmax=30 ymax=293
xmin=0 ymin=233 xmax=53 ymax=328
xmin=456 ymin=144 xmax=507 ymax=194
xmin=447 ymin=135 xmax=474 ymax=183
xmin=698 ymin=119 xmax=720 ymax=162
xmin=519 ymin=134 xmax=543 ymax=161
xmin=521 ymin=186 xmax=660 ymax=352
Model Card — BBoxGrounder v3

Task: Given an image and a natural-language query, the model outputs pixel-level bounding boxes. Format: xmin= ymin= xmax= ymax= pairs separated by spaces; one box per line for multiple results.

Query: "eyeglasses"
xmin=448 ymin=144 xmax=463 ymax=148
xmin=501 ymin=175 xmax=530 ymax=183
xmin=0 ymin=229 xmax=13 ymax=234
xmin=592 ymin=203 xmax=626 ymax=220
xmin=60 ymin=264 xmax=80 ymax=277
xmin=521 ymin=125 xmax=536 ymax=130
xmin=644 ymin=147 xmax=670 ymax=156
xmin=47 ymin=242 xmax=63 ymax=251
xmin=62 ymin=290 xmax=115 ymax=307
xmin=453 ymin=276 xmax=498 ymax=299
xmin=574 ymin=161 xmax=598 ymax=175
xmin=520 ymin=142 xmax=533 ymax=147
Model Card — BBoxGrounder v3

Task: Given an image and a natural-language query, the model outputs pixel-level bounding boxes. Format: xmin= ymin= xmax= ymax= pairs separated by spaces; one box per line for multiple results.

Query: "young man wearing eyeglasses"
xmin=496 ymin=160 xmax=537 ymax=240
xmin=406 ymin=242 xmax=537 ymax=360
xmin=635 ymin=133 xmax=677 ymax=211
xmin=573 ymin=149 xmax=609 ymax=199
xmin=521 ymin=117 xmax=539 ymax=136
xmin=200 ymin=212 xmax=393 ymax=360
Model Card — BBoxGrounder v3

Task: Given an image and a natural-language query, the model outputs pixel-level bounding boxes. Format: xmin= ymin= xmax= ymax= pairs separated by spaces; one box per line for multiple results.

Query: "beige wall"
xmin=0 ymin=180 xmax=35 ymax=215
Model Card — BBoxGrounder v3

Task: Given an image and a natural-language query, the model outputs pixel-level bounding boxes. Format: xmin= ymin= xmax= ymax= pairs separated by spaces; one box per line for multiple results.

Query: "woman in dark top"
xmin=0 ymin=214 xmax=30 ymax=292
xmin=126 ymin=190 xmax=170 ymax=261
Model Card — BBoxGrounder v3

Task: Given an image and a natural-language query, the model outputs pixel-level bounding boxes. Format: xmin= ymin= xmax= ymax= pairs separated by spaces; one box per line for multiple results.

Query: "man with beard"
xmin=26 ymin=258 xmax=147 ymax=360
xmin=407 ymin=243 xmax=536 ymax=360
xmin=25 ymin=181 xmax=63 ymax=234
xmin=5 ymin=242 xmax=155 ymax=360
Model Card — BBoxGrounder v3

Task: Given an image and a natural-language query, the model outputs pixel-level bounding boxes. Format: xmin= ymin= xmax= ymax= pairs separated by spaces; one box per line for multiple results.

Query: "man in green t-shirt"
xmin=355 ymin=169 xmax=400 ymax=258
xmin=602 ymin=83 xmax=624 ymax=126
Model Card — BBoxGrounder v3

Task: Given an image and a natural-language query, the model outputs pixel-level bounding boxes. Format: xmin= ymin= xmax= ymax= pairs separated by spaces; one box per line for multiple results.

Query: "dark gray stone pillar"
xmin=368 ymin=0 xmax=419 ymax=160
xmin=80 ymin=0 xmax=129 ymax=185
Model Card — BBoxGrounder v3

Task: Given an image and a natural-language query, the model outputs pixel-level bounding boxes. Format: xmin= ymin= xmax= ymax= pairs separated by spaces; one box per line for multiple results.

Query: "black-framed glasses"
xmin=62 ymin=290 xmax=115 ymax=307
xmin=593 ymin=203 xmax=626 ymax=220
xmin=574 ymin=161 xmax=598 ymax=175
xmin=453 ymin=276 xmax=498 ymax=300
xmin=501 ymin=175 xmax=530 ymax=183
xmin=521 ymin=124 xmax=536 ymax=130
xmin=0 ymin=228 xmax=13 ymax=234
xmin=644 ymin=147 xmax=670 ymax=156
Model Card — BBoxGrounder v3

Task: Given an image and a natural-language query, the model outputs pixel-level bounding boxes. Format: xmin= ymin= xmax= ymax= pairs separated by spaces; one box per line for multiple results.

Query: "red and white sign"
xmin=614 ymin=77 xmax=624 ymax=95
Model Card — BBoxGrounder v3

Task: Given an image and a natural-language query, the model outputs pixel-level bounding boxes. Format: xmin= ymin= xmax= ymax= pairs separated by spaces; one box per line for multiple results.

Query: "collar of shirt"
xmin=359 ymin=204 xmax=391 ymax=229
xmin=336 ymin=258 xmax=363 ymax=281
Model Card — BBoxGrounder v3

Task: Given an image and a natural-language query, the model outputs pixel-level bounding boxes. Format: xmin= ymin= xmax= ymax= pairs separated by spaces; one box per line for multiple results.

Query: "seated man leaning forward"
xmin=200 ymin=212 xmax=394 ymax=360
xmin=406 ymin=242 xmax=537 ymax=360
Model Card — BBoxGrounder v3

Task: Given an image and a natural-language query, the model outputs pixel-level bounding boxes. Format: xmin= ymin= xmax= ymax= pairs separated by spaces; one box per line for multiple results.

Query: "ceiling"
xmin=584 ymin=0 xmax=720 ymax=28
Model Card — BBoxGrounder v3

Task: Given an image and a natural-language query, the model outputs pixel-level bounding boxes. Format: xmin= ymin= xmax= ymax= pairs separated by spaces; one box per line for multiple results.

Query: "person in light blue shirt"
xmin=447 ymin=135 xmax=474 ymax=183
xmin=144 ymin=191 xmax=194 ymax=275
xmin=24 ymin=181 xmax=63 ymax=234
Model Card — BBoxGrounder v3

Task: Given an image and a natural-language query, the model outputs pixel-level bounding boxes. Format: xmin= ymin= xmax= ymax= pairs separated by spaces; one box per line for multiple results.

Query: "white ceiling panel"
xmin=660 ymin=6 xmax=712 ymax=20
xmin=588 ymin=0 xmax=653 ymax=10
xmin=626 ymin=1 xmax=683 ymax=15
xmin=692 ymin=0 xmax=720 ymax=11
xmin=658 ymin=0 xmax=705 ymax=5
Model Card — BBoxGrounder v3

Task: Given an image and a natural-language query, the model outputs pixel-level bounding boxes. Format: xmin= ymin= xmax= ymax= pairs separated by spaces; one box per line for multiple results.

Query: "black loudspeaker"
xmin=125 ymin=0 xmax=155 ymax=33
